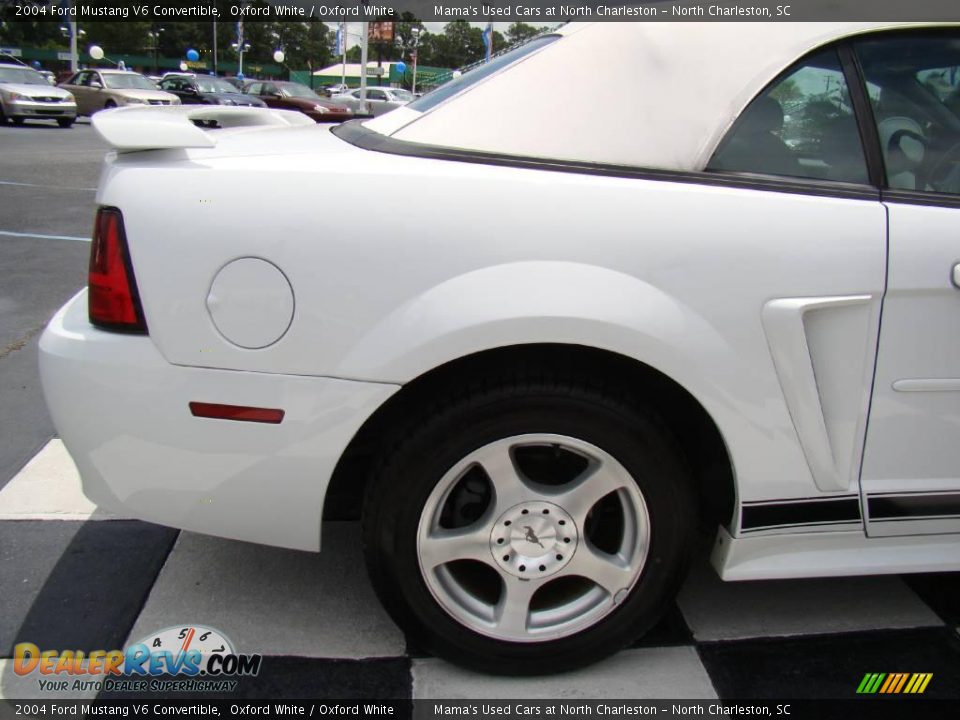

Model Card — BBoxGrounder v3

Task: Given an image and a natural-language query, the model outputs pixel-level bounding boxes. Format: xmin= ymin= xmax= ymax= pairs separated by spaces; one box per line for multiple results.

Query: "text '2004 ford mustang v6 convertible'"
xmin=40 ymin=22 xmax=960 ymax=674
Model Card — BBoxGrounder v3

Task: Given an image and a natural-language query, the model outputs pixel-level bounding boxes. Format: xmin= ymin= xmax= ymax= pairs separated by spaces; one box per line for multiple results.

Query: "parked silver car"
xmin=329 ymin=86 xmax=414 ymax=116
xmin=0 ymin=63 xmax=77 ymax=127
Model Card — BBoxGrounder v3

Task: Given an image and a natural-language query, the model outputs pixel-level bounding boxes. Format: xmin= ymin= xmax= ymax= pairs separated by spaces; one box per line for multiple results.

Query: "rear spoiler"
xmin=92 ymin=105 xmax=314 ymax=152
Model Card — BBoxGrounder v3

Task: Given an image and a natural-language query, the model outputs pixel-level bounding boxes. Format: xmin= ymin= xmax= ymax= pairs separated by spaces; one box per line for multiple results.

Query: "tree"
xmin=0 ymin=21 xmax=65 ymax=50
xmin=505 ymin=22 xmax=541 ymax=47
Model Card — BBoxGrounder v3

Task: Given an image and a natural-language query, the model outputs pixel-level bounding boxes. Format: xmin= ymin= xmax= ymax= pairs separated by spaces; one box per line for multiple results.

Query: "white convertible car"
xmin=40 ymin=22 xmax=960 ymax=673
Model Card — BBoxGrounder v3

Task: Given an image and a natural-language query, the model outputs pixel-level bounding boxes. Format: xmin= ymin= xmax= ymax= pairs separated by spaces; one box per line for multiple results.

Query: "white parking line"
xmin=0 ymin=179 xmax=96 ymax=191
xmin=0 ymin=439 xmax=123 ymax=520
xmin=0 ymin=229 xmax=89 ymax=242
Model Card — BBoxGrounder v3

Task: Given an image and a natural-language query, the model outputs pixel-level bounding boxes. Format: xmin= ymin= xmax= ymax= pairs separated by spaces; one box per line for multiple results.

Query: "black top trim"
xmin=332 ymin=122 xmax=880 ymax=202
xmin=838 ymin=44 xmax=887 ymax=191
xmin=881 ymin=189 xmax=960 ymax=209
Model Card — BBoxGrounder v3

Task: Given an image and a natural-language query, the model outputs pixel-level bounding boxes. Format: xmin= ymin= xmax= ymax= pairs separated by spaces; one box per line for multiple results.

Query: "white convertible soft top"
xmin=367 ymin=21 xmax=953 ymax=172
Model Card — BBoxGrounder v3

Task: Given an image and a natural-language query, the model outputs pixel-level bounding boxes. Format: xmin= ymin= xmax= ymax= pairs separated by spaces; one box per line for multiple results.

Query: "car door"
xmin=159 ymin=77 xmax=190 ymax=104
xmin=66 ymin=71 xmax=93 ymax=115
xmin=706 ymin=46 xmax=887 ymax=526
xmin=856 ymin=30 xmax=960 ymax=536
xmin=261 ymin=83 xmax=290 ymax=111
xmin=366 ymin=88 xmax=389 ymax=115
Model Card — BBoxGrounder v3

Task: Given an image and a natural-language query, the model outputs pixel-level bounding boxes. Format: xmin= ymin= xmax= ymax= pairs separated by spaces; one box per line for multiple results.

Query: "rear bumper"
xmin=39 ymin=290 xmax=398 ymax=551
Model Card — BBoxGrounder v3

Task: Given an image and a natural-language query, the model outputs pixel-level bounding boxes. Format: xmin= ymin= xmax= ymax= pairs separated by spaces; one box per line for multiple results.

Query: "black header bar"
xmin=3 ymin=0 xmax=960 ymax=23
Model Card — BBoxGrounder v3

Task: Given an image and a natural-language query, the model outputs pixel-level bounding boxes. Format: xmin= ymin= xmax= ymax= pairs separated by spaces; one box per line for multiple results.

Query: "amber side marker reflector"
xmin=189 ymin=402 xmax=285 ymax=424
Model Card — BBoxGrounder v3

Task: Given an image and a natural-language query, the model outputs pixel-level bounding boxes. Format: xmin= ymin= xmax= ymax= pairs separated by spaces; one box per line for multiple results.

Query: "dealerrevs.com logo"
xmin=14 ymin=625 xmax=262 ymax=694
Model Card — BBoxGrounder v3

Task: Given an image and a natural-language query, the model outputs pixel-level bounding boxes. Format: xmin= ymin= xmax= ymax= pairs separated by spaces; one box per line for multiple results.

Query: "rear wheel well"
xmin=324 ymin=344 xmax=735 ymax=529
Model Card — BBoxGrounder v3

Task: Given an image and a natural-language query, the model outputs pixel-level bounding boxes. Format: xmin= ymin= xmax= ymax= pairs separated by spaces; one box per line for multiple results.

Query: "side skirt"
xmin=712 ymin=525 xmax=960 ymax=581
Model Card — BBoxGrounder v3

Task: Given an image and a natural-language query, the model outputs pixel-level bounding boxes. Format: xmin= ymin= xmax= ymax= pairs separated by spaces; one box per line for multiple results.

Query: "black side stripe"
xmin=741 ymin=497 xmax=861 ymax=532
xmin=868 ymin=493 xmax=960 ymax=520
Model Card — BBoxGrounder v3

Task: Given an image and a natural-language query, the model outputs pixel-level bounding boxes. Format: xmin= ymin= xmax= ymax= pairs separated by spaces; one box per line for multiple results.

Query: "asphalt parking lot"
xmin=1 ymin=119 xmax=959 ymax=707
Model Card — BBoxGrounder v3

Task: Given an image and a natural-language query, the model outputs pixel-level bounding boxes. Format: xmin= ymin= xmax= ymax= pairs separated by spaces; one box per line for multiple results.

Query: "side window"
xmin=708 ymin=49 xmax=868 ymax=184
xmin=855 ymin=32 xmax=960 ymax=195
xmin=368 ymin=89 xmax=386 ymax=101
xmin=247 ymin=82 xmax=262 ymax=95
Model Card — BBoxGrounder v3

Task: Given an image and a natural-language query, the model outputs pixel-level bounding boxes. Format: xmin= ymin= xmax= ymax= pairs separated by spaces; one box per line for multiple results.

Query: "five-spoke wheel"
xmin=362 ymin=380 xmax=695 ymax=674
xmin=417 ymin=434 xmax=650 ymax=642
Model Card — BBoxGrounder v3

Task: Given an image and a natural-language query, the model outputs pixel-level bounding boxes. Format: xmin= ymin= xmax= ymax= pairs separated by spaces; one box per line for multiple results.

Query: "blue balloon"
xmin=31 ymin=60 xmax=41 ymax=70
xmin=186 ymin=49 xmax=200 ymax=62
xmin=236 ymin=72 xmax=245 ymax=81
xmin=395 ymin=61 xmax=407 ymax=74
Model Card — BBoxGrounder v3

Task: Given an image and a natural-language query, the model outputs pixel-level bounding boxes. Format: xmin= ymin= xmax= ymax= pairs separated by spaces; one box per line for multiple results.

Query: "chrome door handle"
xmin=953 ymin=263 xmax=960 ymax=289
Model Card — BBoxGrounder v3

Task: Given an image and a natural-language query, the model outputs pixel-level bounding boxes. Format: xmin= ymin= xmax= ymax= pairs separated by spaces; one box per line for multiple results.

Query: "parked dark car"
xmin=159 ymin=75 xmax=266 ymax=107
xmin=243 ymin=80 xmax=353 ymax=122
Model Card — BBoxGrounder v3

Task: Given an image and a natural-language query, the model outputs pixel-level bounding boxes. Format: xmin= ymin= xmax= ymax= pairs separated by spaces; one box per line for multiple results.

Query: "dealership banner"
xmin=3 ymin=0 xmax=960 ymax=23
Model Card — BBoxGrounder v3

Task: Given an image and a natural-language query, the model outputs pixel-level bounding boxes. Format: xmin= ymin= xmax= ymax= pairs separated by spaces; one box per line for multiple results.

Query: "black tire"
xmin=57 ymin=118 xmax=74 ymax=128
xmin=362 ymin=378 xmax=696 ymax=674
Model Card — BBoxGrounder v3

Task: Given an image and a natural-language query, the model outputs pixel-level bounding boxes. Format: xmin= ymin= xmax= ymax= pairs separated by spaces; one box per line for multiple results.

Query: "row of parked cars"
xmin=0 ymin=62 xmax=413 ymax=128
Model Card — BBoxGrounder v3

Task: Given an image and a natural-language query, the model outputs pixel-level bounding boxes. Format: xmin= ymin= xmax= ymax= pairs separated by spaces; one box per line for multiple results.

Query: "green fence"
xmin=0 ymin=46 xmax=282 ymax=77
xmin=292 ymin=64 xmax=453 ymax=91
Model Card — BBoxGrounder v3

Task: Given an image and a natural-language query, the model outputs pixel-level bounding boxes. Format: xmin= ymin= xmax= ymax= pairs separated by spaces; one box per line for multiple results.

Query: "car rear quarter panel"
xmin=97 ymin=141 xmax=886 ymax=509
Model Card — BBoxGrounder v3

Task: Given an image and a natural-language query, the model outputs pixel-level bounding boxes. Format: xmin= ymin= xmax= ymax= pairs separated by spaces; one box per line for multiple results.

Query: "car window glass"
xmin=708 ymin=48 xmax=868 ymax=184
xmin=368 ymin=89 xmax=385 ymax=100
xmin=408 ymin=34 xmax=558 ymax=113
xmin=855 ymin=32 xmax=960 ymax=195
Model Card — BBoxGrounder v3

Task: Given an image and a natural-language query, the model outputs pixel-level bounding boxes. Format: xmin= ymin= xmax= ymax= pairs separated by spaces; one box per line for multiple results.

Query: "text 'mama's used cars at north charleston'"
xmin=0 ymin=62 xmax=77 ymax=127
xmin=59 ymin=69 xmax=179 ymax=116
xmin=39 ymin=23 xmax=960 ymax=674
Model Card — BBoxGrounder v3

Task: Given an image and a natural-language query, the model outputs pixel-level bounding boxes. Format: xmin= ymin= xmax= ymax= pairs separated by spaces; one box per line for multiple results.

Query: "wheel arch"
xmin=324 ymin=343 xmax=736 ymax=532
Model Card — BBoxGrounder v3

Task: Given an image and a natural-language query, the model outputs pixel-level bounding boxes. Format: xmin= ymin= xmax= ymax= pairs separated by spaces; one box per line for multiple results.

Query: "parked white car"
xmin=40 ymin=22 xmax=960 ymax=674
xmin=330 ymin=86 xmax=414 ymax=115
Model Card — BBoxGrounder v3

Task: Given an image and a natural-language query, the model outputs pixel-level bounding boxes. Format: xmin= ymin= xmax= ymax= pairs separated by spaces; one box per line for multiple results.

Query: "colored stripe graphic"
xmin=857 ymin=672 xmax=932 ymax=694
xmin=857 ymin=673 xmax=885 ymax=693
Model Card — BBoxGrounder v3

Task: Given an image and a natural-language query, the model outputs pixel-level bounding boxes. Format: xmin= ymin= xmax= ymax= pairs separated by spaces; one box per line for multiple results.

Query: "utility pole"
xmin=411 ymin=27 xmax=420 ymax=94
xmin=212 ymin=22 xmax=218 ymax=75
xmin=359 ymin=22 xmax=369 ymax=114
xmin=69 ymin=20 xmax=78 ymax=72
xmin=237 ymin=21 xmax=245 ymax=76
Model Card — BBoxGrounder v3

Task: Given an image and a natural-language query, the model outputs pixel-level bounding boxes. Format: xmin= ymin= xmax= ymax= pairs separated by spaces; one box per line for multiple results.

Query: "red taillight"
xmin=88 ymin=207 xmax=146 ymax=333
